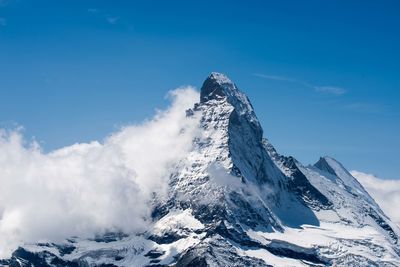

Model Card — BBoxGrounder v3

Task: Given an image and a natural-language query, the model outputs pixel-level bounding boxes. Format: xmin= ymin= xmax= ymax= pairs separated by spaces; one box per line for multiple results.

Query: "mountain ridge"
xmin=1 ymin=73 xmax=399 ymax=267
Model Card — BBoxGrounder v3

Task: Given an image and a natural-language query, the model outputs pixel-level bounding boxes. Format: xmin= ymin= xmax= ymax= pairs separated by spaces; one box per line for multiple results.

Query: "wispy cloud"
xmin=253 ymin=73 xmax=298 ymax=83
xmin=106 ymin=16 xmax=120 ymax=25
xmin=253 ymin=73 xmax=395 ymax=116
xmin=87 ymin=8 xmax=120 ymax=25
xmin=343 ymin=102 xmax=385 ymax=115
xmin=87 ymin=8 xmax=99 ymax=14
xmin=315 ymin=86 xmax=346 ymax=96
xmin=253 ymin=73 xmax=347 ymax=96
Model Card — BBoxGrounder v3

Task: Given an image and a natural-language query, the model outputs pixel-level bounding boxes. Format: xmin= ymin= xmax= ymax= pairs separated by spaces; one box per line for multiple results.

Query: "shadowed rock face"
xmin=199 ymin=72 xmax=268 ymax=185
xmin=2 ymin=73 xmax=399 ymax=267
xmin=314 ymin=157 xmax=338 ymax=176
xmin=200 ymin=72 xmax=230 ymax=102
xmin=200 ymin=72 xmax=263 ymax=140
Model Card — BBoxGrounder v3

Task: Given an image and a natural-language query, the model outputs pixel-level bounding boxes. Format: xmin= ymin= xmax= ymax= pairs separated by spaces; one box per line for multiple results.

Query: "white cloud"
xmin=253 ymin=73 xmax=298 ymax=83
xmin=253 ymin=73 xmax=347 ymax=96
xmin=315 ymin=86 xmax=346 ymax=95
xmin=208 ymin=163 xmax=243 ymax=190
xmin=0 ymin=87 xmax=200 ymax=258
xmin=351 ymin=170 xmax=400 ymax=226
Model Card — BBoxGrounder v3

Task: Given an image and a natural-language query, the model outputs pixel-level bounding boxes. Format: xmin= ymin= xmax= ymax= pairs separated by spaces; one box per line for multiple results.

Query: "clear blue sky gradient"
xmin=0 ymin=0 xmax=399 ymax=179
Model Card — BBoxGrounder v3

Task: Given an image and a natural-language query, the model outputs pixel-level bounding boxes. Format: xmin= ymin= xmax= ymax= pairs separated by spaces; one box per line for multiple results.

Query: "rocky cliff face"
xmin=2 ymin=73 xmax=399 ymax=267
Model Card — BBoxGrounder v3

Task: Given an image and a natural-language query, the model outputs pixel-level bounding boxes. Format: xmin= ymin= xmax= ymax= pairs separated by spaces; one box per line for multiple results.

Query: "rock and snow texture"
xmin=1 ymin=72 xmax=399 ymax=267
xmin=351 ymin=171 xmax=400 ymax=227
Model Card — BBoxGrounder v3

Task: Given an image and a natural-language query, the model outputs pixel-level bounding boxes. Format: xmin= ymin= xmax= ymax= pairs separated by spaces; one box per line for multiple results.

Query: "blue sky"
xmin=0 ymin=0 xmax=399 ymax=179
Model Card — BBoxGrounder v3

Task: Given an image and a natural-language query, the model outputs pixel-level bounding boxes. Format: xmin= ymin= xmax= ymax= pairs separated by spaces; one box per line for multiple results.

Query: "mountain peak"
xmin=314 ymin=156 xmax=338 ymax=176
xmin=3 ymin=73 xmax=399 ymax=266
xmin=199 ymin=73 xmax=258 ymax=123
xmin=198 ymin=72 xmax=263 ymax=142
xmin=209 ymin=72 xmax=232 ymax=84
xmin=314 ymin=156 xmax=354 ymax=178
xmin=200 ymin=72 xmax=236 ymax=103
xmin=314 ymin=156 xmax=375 ymax=203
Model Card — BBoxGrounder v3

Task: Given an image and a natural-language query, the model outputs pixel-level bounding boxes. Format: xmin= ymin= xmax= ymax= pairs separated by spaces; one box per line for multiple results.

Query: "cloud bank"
xmin=351 ymin=170 xmax=400 ymax=225
xmin=0 ymin=87 xmax=200 ymax=258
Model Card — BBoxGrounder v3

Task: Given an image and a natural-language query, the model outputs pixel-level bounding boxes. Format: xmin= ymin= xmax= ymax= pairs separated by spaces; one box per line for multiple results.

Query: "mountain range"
xmin=1 ymin=73 xmax=399 ymax=267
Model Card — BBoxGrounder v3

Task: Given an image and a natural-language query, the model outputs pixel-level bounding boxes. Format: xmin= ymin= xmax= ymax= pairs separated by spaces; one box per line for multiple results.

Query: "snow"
xmin=322 ymin=156 xmax=372 ymax=200
xmin=209 ymin=72 xmax=233 ymax=85
xmin=3 ymin=73 xmax=400 ymax=266
xmin=157 ymin=233 xmax=206 ymax=265
xmin=152 ymin=209 xmax=204 ymax=235
xmin=246 ymin=222 xmax=400 ymax=265
xmin=237 ymin=247 xmax=310 ymax=267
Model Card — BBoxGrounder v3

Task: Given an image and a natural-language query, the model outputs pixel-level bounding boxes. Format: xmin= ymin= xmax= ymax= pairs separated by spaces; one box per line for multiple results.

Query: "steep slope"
xmin=1 ymin=73 xmax=399 ymax=267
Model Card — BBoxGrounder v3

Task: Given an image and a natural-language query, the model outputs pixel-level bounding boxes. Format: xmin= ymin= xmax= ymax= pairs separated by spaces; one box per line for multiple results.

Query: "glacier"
xmin=1 ymin=72 xmax=399 ymax=267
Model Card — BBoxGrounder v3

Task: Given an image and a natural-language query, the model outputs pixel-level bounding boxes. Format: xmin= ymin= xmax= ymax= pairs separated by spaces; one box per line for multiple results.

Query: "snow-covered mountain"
xmin=1 ymin=73 xmax=399 ymax=267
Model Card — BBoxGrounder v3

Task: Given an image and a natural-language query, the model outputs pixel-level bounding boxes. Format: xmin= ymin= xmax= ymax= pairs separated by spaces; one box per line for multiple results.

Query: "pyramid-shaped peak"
xmin=314 ymin=156 xmax=349 ymax=176
xmin=199 ymin=72 xmax=260 ymax=125
xmin=314 ymin=156 xmax=338 ymax=176
xmin=200 ymin=72 xmax=237 ymax=103
xmin=209 ymin=72 xmax=233 ymax=84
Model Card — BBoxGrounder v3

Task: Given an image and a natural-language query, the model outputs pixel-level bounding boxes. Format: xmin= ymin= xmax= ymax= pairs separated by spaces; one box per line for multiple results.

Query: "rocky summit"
xmin=1 ymin=73 xmax=399 ymax=267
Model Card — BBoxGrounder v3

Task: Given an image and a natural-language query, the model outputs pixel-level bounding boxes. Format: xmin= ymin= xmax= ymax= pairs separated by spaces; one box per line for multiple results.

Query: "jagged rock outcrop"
xmin=2 ymin=73 xmax=399 ymax=267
